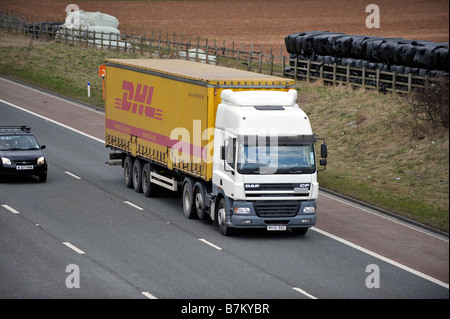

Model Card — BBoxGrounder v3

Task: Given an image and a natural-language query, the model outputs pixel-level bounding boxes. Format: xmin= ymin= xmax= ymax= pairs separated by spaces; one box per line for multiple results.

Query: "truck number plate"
xmin=16 ymin=165 xmax=33 ymax=170
xmin=267 ymin=225 xmax=286 ymax=231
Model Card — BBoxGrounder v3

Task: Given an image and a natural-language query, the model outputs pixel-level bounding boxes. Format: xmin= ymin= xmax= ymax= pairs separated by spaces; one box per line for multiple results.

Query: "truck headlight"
xmin=37 ymin=156 xmax=45 ymax=165
xmin=234 ymin=207 xmax=251 ymax=214
xmin=1 ymin=157 xmax=12 ymax=166
xmin=303 ymin=206 xmax=316 ymax=213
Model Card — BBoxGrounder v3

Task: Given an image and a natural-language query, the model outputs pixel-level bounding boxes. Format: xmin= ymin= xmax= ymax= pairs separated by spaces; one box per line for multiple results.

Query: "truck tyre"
xmin=132 ymin=159 xmax=143 ymax=193
xmin=142 ymin=162 xmax=154 ymax=197
xmin=217 ymin=197 xmax=233 ymax=236
xmin=194 ymin=182 xmax=207 ymax=220
xmin=124 ymin=156 xmax=134 ymax=188
xmin=182 ymin=178 xmax=195 ymax=219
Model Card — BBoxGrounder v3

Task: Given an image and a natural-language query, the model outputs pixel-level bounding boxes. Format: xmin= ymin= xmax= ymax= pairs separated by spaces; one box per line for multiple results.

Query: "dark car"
xmin=0 ymin=126 xmax=48 ymax=182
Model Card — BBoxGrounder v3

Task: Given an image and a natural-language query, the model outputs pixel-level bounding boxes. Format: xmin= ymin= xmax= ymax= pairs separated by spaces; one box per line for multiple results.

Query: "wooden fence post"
xmin=346 ymin=64 xmax=350 ymax=85
xmin=333 ymin=63 xmax=337 ymax=86
xmin=376 ymin=69 xmax=380 ymax=92
xmin=362 ymin=67 xmax=366 ymax=89
xmin=270 ymin=46 xmax=274 ymax=75
xmin=407 ymin=73 xmax=412 ymax=94
xmin=248 ymin=48 xmax=252 ymax=71
xmin=258 ymin=45 xmax=262 ymax=73
xmin=294 ymin=56 xmax=298 ymax=83
xmin=306 ymin=60 xmax=311 ymax=82
xmin=392 ymin=70 xmax=397 ymax=93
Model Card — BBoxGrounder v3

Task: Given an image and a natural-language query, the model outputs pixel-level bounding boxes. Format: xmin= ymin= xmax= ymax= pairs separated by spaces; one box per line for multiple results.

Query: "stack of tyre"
xmin=285 ymin=31 xmax=449 ymax=84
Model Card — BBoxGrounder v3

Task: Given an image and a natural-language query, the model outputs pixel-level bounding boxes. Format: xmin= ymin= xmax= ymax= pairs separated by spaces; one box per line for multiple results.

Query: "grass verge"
xmin=1 ymin=30 xmax=448 ymax=232
xmin=299 ymin=82 xmax=448 ymax=232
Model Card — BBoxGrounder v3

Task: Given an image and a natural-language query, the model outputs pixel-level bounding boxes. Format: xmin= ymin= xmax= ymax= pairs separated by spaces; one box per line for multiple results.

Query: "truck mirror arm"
xmin=315 ymin=137 xmax=328 ymax=171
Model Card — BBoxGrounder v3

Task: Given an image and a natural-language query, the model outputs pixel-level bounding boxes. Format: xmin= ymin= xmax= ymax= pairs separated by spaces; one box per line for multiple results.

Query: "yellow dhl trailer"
xmin=102 ymin=59 xmax=327 ymax=236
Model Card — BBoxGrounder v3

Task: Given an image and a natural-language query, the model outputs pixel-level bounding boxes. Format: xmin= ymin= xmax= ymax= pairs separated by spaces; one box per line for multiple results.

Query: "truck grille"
xmin=244 ymin=183 xmax=310 ymax=198
xmin=253 ymin=201 xmax=300 ymax=217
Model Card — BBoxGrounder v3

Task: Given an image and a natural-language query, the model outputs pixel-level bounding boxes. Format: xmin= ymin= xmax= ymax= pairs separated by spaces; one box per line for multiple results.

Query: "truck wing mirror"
xmin=321 ymin=143 xmax=328 ymax=158
xmin=220 ymin=146 xmax=225 ymax=160
xmin=315 ymin=137 xmax=328 ymax=172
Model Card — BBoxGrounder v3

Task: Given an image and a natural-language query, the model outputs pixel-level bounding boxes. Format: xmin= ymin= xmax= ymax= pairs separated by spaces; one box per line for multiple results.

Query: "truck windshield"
xmin=237 ymin=135 xmax=316 ymax=174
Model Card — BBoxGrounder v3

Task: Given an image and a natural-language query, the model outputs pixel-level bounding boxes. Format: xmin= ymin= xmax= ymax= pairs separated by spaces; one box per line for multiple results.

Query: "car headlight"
xmin=1 ymin=157 xmax=12 ymax=166
xmin=234 ymin=207 xmax=251 ymax=214
xmin=303 ymin=206 xmax=316 ymax=214
xmin=37 ymin=156 xmax=45 ymax=165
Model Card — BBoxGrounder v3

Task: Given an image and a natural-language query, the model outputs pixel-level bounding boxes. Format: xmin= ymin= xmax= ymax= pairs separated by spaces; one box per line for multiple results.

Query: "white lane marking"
xmin=292 ymin=287 xmax=317 ymax=299
xmin=123 ymin=201 xmax=144 ymax=211
xmin=1 ymin=204 xmax=20 ymax=214
xmin=141 ymin=291 xmax=157 ymax=299
xmin=312 ymin=227 xmax=449 ymax=289
xmin=199 ymin=238 xmax=223 ymax=251
xmin=3 ymin=86 xmax=447 ymax=291
xmin=0 ymin=99 xmax=104 ymax=144
xmin=65 ymin=171 xmax=82 ymax=180
xmin=62 ymin=242 xmax=86 ymax=255
xmin=0 ymin=94 xmax=161 ymax=298
xmin=320 ymin=191 xmax=448 ymax=243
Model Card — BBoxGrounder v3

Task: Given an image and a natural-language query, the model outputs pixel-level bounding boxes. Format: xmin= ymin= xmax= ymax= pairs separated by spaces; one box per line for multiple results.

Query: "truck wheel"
xmin=142 ymin=162 xmax=154 ymax=197
xmin=182 ymin=178 xmax=195 ymax=219
xmin=124 ymin=156 xmax=134 ymax=188
xmin=217 ymin=197 xmax=232 ymax=236
xmin=194 ymin=182 xmax=207 ymax=220
xmin=132 ymin=159 xmax=143 ymax=193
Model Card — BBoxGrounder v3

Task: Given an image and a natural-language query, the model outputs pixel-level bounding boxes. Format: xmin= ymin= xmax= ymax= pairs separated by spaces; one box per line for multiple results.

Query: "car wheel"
xmin=39 ymin=173 xmax=47 ymax=183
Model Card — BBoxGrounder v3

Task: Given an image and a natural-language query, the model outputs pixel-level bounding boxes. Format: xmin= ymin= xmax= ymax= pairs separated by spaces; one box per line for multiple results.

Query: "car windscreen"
xmin=0 ymin=135 xmax=40 ymax=151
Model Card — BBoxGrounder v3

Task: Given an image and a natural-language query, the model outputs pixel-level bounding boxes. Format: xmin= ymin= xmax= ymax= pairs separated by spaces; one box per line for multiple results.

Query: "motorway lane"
xmin=1 ymin=76 xmax=448 ymax=285
xmin=1 ymin=103 xmax=314 ymax=299
xmin=0 ymin=203 xmax=145 ymax=298
xmin=0 ymin=79 xmax=448 ymax=299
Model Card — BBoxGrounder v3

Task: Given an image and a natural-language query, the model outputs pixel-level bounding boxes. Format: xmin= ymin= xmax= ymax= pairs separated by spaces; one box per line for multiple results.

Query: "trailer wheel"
xmin=124 ymin=156 xmax=134 ymax=188
xmin=142 ymin=162 xmax=154 ymax=197
xmin=182 ymin=178 xmax=195 ymax=219
xmin=132 ymin=159 xmax=143 ymax=193
xmin=217 ymin=197 xmax=232 ymax=236
xmin=194 ymin=182 xmax=207 ymax=220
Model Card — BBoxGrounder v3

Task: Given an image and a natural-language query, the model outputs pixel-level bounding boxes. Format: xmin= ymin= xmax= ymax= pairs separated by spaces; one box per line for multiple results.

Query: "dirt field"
xmin=1 ymin=0 xmax=449 ymax=54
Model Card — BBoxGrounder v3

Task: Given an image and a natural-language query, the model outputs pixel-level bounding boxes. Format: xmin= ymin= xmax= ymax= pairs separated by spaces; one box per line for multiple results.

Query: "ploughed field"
xmin=2 ymin=0 xmax=448 ymax=54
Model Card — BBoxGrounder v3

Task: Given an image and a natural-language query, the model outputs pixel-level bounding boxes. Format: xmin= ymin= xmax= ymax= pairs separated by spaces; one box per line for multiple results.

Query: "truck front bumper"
xmin=228 ymin=200 xmax=316 ymax=230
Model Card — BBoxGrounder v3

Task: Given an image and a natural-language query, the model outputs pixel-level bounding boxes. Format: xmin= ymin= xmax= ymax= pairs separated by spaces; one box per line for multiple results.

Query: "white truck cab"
xmin=212 ymin=89 xmax=327 ymax=235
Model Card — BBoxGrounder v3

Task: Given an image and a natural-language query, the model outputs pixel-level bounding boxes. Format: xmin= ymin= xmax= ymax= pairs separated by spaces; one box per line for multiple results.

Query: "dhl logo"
xmin=115 ymin=80 xmax=163 ymax=121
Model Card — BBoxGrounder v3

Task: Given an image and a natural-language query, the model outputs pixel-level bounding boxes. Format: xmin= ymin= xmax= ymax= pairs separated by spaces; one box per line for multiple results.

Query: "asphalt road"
xmin=0 ymin=77 xmax=448 ymax=303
